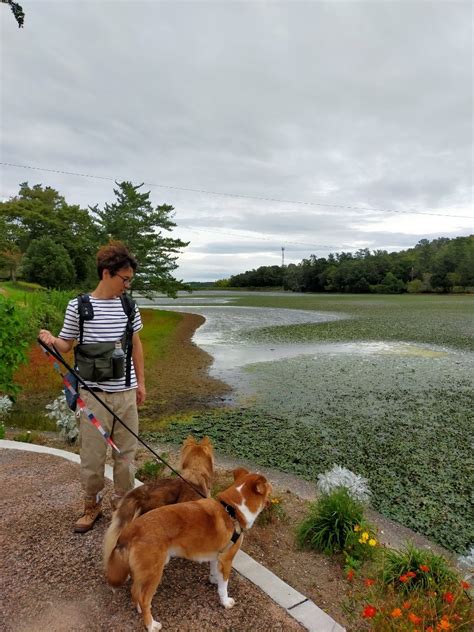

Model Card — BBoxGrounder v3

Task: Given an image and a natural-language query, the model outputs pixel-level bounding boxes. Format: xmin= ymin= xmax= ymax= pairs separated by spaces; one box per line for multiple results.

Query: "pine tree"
xmin=91 ymin=181 xmax=189 ymax=297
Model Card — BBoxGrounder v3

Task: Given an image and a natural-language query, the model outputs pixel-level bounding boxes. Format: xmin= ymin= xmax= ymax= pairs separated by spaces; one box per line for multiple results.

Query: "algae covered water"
xmin=140 ymin=292 xmax=474 ymax=553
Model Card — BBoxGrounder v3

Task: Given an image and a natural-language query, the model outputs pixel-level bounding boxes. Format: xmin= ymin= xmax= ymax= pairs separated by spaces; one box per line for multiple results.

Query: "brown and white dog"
xmin=104 ymin=436 xmax=214 ymax=568
xmin=105 ymin=467 xmax=272 ymax=631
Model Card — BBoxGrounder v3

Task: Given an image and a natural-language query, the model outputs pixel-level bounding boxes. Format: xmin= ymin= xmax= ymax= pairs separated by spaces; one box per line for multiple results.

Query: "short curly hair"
xmin=96 ymin=240 xmax=137 ymax=279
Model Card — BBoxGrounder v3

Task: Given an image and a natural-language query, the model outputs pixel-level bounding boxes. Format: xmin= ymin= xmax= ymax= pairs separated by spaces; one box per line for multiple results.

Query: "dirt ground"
xmin=0 ymin=449 xmax=304 ymax=632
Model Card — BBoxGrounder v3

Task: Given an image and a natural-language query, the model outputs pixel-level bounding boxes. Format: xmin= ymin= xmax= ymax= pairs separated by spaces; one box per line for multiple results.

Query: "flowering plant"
xmin=0 ymin=395 xmax=13 ymax=419
xmin=45 ymin=393 xmax=78 ymax=444
xmin=352 ymin=576 xmax=472 ymax=631
xmin=257 ymin=495 xmax=287 ymax=525
xmin=317 ymin=465 xmax=372 ymax=503
xmin=345 ymin=521 xmax=379 ymax=563
xmin=0 ymin=395 xmax=13 ymax=440
xmin=346 ymin=543 xmax=472 ymax=631
xmin=381 ymin=543 xmax=458 ymax=594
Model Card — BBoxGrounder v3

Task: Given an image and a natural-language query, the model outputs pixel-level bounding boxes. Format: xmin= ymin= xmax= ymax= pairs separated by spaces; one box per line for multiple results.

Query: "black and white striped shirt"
xmin=58 ymin=296 xmax=143 ymax=392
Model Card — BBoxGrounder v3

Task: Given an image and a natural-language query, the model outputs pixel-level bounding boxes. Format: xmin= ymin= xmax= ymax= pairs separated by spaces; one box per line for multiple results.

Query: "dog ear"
xmin=183 ymin=435 xmax=197 ymax=447
xmin=232 ymin=467 xmax=249 ymax=481
xmin=254 ymin=476 xmax=269 ymax=495
xmin=200 ymin=436 xmax=212 ymax=447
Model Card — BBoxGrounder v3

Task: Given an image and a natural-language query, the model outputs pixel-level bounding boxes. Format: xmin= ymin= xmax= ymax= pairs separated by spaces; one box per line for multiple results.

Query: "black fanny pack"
xmin=75 ymin=342 xmax=123 ymax=383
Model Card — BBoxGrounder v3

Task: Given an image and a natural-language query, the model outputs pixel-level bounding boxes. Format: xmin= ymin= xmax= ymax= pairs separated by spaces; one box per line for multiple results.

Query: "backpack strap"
xmin=77 ymin=294 xmax=94 ymax=345
xmin=120 ymin=293 xmax=136 ymax=387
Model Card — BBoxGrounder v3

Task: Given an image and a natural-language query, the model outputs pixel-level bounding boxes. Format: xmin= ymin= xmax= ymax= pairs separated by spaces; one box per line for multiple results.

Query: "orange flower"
xmin=461 ymin=580 xmax=470 ymax=589
xmin=399 ymin=574 xmax=410 ymax=583
xmin=408 ymin=612 xmax=422 ymax=624
xmin=364 ymin=578 xmax=376 ymax=587
xmin=419 ymin=564 xmax=430 ymax=572
xmin=426 ymin=627 xmax=434 ymax=632
xmin=443 ymin=592 xmax=454 ymax=604
xmin=346 ymin=569 xmax=355 ymax=581
xmin=362 ymin=605 xmax=377 ymax=619
xmin=402 ymin=601 xmax=412 ymax=609
xmin=406 ymin=571 xmax=416 ymax=578
xmin=391 ymin=608 xmax=402 ymax=618
xmin=437 ymin=619 xmax=451 ymax=630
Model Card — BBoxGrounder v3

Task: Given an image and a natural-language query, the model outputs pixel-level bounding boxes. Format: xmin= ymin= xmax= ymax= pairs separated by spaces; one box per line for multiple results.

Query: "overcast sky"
xmin=1 ymin=1 xmax=472 ymax=281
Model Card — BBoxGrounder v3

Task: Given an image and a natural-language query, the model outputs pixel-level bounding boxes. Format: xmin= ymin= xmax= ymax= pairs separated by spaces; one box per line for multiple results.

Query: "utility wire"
xmin=1 ymin=161 xmax=472 ymax=220
xmin=181 ymin=224 xmax=344 ymax=250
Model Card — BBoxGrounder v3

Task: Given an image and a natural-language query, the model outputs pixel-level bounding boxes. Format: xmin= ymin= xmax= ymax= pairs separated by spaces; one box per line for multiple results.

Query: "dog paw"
xmin=222 ymin=597 xmax=235 ymax=609
xmin=147 ymin=619 xmax=162 ymax=631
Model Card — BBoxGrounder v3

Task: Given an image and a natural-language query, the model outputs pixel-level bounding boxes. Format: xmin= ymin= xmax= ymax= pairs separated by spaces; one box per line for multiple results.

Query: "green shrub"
xmin=0 ymin=296 xmax=30 ymax=396
xmin=135 ymin=455 xmax=168 ymax=482
xmin=381 ymin=542 xmax=458 ymax=594
xmin=23 ymin=289 xmax=74 ymax=332
xmin=296 ymin=488 xmax=364 ymax=554
xmin=0 ymin=423 xmax=5 ymax=439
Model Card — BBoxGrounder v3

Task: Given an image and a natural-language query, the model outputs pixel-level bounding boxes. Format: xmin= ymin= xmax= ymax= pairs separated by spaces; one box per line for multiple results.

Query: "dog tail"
xmin=106 ymin=540 xmax=130 ymax=587
xmin=103 ymin=498 xmax=142 ymax=569
xmin=103 ymin=512 xmax=123 ymax=570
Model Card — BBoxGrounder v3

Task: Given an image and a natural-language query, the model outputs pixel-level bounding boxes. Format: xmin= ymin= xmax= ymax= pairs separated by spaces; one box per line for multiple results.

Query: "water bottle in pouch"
xmin=112 ymin=341 xmax=125 ymax=379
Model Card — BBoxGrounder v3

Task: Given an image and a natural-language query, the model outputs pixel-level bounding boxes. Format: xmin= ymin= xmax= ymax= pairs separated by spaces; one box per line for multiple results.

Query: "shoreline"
xmin=141 ymin=311 xmax=231 ymax=424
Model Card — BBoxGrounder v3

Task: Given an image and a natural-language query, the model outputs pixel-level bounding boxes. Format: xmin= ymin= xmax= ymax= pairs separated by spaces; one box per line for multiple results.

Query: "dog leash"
xmin=41 ymin=346 xmax=121 ymax=454
xmin=38 ymin=338 xmax=208 ymax=500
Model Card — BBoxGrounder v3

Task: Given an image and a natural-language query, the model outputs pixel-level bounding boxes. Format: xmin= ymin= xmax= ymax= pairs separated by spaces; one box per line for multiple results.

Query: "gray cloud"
xmin=1 ymin=1 xmax=472 ymax=281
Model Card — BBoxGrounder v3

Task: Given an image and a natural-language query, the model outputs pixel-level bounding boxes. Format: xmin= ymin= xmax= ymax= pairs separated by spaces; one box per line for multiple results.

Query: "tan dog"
xmin=104 ymin=436 xmax=214 ymax=567
xmin=105 ymin=467 xmax=272 ymax=631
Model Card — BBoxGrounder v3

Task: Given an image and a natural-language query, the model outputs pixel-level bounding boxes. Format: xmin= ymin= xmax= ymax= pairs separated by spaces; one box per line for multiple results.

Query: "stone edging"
xmin=0 ymin=440 xmax=345 ymax=632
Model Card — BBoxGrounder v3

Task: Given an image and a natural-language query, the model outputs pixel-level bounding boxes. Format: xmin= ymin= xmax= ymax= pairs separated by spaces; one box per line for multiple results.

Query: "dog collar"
xmin=219 ymin=501 xmax=243 ymax=544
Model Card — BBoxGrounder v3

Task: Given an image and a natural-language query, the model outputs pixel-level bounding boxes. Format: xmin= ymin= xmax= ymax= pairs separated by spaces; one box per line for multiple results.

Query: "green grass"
xmin=0 ymin=280 xmax=46 ymax=302
xmin=296 ymin=488 xmax=365 ymax=554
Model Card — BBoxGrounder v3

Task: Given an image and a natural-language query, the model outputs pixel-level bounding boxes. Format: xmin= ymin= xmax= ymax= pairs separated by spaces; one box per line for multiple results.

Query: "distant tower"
xmin=281 ymin=247 xmax=285 ymax=267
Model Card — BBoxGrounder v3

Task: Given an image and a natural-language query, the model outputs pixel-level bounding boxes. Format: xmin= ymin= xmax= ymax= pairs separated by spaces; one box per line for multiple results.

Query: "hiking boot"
xmin=110 ymin=492 xmax=124 ymax=512
xmin=74 ymin=496 xmax=102 ymax=533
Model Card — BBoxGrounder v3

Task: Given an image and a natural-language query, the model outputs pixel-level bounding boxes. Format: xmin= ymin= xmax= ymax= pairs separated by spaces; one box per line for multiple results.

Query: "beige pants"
xmin=79 ymin=388 xmax=138 ymax=498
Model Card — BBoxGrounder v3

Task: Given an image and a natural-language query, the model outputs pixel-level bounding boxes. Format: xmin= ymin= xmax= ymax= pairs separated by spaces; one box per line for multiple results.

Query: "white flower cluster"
xmin=317 ymin=465 xmax=372 ymax=503
xmin=0 ymin=395 xmax=13 ymax=419
xmin=45 ymin=393 xmax=79 ymax=444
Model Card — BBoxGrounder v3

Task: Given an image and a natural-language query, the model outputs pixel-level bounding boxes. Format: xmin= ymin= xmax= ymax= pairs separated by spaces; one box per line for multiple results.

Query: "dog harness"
xmin=219 ymin=501 xmax=243 ymax=545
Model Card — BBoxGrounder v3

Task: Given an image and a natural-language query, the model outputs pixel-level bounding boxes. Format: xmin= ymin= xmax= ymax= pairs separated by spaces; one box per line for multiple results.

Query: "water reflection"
xmin=138 ymin=296 xmax=468 ymax=404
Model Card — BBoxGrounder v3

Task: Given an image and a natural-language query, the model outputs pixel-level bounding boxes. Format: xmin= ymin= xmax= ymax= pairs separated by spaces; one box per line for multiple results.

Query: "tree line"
xmin=223 ymin=236 xmax=474 ymax=293
xmin=0 ymin=181 xmax=189 ymax=296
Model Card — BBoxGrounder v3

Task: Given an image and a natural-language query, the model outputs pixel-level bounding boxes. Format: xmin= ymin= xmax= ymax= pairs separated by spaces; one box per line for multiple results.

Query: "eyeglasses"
xmin=116 ymin=273 xmax=133 ymax=286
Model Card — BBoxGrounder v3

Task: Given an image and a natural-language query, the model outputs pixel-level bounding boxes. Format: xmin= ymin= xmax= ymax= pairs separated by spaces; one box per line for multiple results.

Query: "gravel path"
xmin=0 ymin=449 xmax=304 ymax=632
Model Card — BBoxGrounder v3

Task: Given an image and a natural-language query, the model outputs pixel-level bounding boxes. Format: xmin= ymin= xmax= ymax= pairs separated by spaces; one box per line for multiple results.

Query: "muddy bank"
xmin=141 ymin=312 xmax=231 ymax=425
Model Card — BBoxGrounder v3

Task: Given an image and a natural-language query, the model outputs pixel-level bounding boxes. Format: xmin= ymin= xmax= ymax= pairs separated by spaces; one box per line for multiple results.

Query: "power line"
xmin=1 ymin=161 xmax=472 ymax=220
xmin=181 ymin=224 xmax=344 ymax=250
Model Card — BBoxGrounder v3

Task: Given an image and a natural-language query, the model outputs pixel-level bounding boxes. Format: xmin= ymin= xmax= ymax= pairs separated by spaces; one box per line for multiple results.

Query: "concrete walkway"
xmin=0 ymin=440 xmax=345 ymax=632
